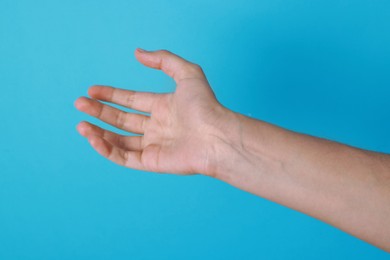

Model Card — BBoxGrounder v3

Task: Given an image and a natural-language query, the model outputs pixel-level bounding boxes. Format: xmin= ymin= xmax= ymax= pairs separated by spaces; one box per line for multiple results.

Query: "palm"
xmin=76 ymin=49 xmax=224 ymax=175
xmin=143 ymin=78 xmax=219 ymax=173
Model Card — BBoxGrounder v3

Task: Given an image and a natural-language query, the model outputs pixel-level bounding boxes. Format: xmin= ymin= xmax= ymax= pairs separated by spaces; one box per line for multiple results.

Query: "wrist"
xmin=204 ymin=108 xmax=243 ymax=179
xmin=205 ymin=110 xmax=289 ymax=196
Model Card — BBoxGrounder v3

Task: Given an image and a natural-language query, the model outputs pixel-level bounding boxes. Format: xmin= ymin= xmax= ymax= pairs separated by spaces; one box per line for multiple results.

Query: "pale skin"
xmin=75 ymin=48 xmax=390 ymax=251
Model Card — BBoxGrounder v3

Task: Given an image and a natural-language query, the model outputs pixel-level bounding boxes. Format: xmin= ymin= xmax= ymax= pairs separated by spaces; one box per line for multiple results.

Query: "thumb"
xmin=134 ymin=48 xmax=206 ymax=83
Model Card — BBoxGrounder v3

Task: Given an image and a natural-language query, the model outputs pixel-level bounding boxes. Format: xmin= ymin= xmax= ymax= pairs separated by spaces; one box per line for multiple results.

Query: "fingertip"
xmin=134 ymin=48 xmax=143 ymax=58
xmin=135 ymin=48 xmax=154 ymax=64
xmin=76 ymin=121 xmax=89 ymax=136
xmin=74 ymin=98 xmax=83 ymax=110
xmin=88 ymin=85 xmax=101 ymax=97
xmin=74 ymin=97 xmax=93 ymax=113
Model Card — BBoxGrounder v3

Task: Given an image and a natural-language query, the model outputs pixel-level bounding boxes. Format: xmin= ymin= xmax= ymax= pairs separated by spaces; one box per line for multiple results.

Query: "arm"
xmin=214 ymin=111 xmax=390 ymax=251
xmin=75 ymin=49 xmax=390 ymax=251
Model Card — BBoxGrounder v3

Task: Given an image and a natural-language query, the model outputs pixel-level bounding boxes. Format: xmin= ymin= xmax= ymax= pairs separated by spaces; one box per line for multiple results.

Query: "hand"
xmin=75 ymin=49 xmax=230 ymax=175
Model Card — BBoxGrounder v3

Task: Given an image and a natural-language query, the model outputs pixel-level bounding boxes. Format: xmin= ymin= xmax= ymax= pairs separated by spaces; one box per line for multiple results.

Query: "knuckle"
xmin=191 ymin=63 xmax=201 ymax=69
xmin=125 ymin=92 xmax=136 ymax=107
xmin=184 ymin=63 xmax=204 ymax=76
xmin=141 ymin=117 xmax=147 ymax=132
xmin=157 ymin=49 xmax=170 ymax=56
xmin=191 ymin=63 xmax=203 ymax=72
xmin=123 ymin=150 xmax=130 ymax=163
xmin=116 ymin=135 xmax=125 ymax=148
xmin=96 ymin=102 xmax=104 ymax=118
xmin=116 ymin=112 xmax=126 ymax=129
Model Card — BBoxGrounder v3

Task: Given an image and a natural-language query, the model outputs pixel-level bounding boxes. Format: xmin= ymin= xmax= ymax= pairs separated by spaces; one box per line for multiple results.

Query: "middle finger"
xmin=75 ymin=97 xmax=148 ymax=134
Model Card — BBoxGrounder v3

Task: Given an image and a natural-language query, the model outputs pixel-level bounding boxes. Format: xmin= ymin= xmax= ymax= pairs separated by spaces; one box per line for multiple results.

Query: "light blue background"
xmin=1 ymin=0 xmax=389 ymax=259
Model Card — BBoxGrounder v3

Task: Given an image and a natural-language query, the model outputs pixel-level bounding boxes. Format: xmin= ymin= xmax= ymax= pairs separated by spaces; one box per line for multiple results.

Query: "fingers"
xmin=135 ymin=48 xmax=206 ymax=84
xmin=88 ymin=85 xmax=162 ymax=113
xmin=77 ymin=121 xmax=143 ymax=151
xmin=75 ymin=97 xmax=148 ymax=134
xmin=87 ymin=135 xmax=145 ymax=170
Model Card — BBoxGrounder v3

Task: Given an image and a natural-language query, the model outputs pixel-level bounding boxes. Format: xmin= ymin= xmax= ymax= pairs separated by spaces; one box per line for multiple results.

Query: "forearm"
xmin=211 ymin=110 xmax=390 ymax=251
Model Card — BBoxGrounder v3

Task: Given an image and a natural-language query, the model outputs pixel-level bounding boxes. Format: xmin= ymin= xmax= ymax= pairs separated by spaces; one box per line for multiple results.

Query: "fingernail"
xmin=137 ymin=48 xmax=148 ymax=53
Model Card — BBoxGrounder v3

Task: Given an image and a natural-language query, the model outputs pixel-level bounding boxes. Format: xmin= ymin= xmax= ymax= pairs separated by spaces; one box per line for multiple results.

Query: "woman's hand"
xmin=75 ymin=49 xmax=230 ymax=175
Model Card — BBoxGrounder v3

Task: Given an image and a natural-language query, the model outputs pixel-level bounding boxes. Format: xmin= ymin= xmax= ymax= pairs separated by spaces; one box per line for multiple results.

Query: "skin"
xmin=75 ymin=48 xmax=390 ymax=251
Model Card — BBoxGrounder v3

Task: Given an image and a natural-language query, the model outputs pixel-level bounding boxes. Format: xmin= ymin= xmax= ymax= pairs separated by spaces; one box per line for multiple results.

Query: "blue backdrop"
xmin=1 ymin=0 xmax=389 ymax=259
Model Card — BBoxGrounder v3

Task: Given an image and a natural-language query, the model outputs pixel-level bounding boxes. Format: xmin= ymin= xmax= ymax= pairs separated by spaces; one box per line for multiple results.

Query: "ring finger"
xmin=77 ymin=121 xmax=143 ymax=151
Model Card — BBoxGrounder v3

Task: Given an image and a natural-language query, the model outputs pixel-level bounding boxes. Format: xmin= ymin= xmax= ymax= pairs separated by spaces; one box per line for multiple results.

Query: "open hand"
xmin=75 ymin=49 xmax=230 ymax=175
